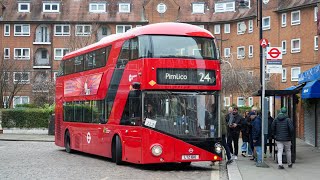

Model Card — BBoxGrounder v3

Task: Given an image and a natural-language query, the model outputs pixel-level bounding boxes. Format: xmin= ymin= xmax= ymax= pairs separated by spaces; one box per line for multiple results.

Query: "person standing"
xmin=226 ymin=106 xmax=243 ymax=160
xmin=241 ymin=111 xmax=252 ymax=157
xmin=265 ymin=111 xmax=274 ymax=158
xmin=272 ymin=107 xmax=294 ymax=169
xmin=250 ymin=111 xmax=263 ymax=167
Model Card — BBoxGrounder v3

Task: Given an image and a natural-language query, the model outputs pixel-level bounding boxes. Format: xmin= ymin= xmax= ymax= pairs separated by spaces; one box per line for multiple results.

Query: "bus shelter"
xmin=253 ymin=89 xmax=300 ymax=163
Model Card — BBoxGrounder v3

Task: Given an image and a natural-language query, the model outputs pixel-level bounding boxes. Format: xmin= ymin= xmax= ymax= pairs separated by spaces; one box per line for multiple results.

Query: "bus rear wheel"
xmin=64 ymin=131 xmax=72 ymax=153
xmin=113 ymin=135 xmax=123 ymax=165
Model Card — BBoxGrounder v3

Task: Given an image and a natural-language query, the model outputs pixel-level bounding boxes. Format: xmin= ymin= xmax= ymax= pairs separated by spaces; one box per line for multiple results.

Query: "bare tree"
xmin=31 ymin=71 xmax=56 ymax=107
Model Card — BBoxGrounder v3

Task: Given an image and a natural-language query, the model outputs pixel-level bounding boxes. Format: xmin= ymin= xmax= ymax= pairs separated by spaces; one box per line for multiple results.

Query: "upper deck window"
xmin=138 ymin=35 xmax=218 ymax=60
xmin=119 ymin=3 xmax=130 ymax=13
xmin=192 ymin=3 xmax=205 ymax=14
xmin=43 ymin=2 xmax=60 ymax=13
xmin=89 ymin=3 xmax=106 ymax=13
xmin=18 ymin=3 xmax=30 ymax=13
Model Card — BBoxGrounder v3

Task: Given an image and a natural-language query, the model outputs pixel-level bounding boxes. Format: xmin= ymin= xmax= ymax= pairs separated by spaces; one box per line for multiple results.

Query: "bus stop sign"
xmin=260 ymin=38 xmax=269 ymax=48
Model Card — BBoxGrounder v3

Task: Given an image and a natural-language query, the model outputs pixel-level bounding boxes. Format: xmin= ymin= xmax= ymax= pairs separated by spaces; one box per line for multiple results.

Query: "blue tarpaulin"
xmin=299 ymin=64 xmax=320 ymax=84
xmin=301 ymin=80 xmax=320 ymax=99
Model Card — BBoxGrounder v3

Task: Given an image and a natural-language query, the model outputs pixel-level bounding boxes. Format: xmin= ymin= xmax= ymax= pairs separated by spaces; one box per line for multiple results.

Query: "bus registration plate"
xmin=182 ymin=155 xmax=199 ymax=160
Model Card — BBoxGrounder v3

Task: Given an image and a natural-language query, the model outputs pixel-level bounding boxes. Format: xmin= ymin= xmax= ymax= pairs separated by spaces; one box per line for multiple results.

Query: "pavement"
xmin=1 ymin=132 xmax=320 ymax=180
xmin=227 ymin=138 xmax=320 ymax=180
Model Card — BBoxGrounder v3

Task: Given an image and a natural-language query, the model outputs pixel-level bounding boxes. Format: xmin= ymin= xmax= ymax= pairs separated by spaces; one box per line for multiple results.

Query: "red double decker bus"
xmin=55 ymin=22 xmax=222 ymax=165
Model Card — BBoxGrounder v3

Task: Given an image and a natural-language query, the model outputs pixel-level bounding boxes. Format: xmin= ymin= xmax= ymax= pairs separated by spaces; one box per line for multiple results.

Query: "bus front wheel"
xmin=114 ymin=135 xmax=123 ymax=165
xmin=64 ymin=131 xmax=72 ymax=153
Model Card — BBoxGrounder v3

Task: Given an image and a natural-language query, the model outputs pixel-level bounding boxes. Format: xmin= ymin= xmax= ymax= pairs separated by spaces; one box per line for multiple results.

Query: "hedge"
xmin=1 ymin=108 xmax=52 ymax=128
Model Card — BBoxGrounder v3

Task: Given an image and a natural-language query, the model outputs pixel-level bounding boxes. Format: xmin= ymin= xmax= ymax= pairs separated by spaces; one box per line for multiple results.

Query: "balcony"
xmin=33 ymin=48 xmax=51 ymax=69
xmin=33 ymin=24 xmax=51 ymax=45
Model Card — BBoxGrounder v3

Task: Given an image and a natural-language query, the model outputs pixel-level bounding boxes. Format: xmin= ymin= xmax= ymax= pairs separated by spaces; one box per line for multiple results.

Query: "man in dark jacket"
xmin=250 ymin=111 xmax=263 ymax=167
xmin=272 ymin=107 xmax=294 ymax=169
xmin=226 ymin=106 xmax=243 ymax=160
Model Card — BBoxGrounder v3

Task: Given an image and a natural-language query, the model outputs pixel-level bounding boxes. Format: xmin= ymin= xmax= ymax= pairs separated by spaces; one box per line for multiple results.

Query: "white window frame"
xmin=119 ymin=3 xmax=130 ymax=13
xmin=89 ymin=3 xmax=106 ymax=13
xmin=43 ymin=2 xmax=60 ymax=13
xmin=4 ymin=24 xmax=10 ymax=36
xmin=237 ymin=22 xmax=245 ymax=34
xmin=314 ymin=36 xmax=318 ymax=51
xmin=54 ymin=48 xmax=70 ymax=60
xmin=262 ymin=16 xmax=270 ymax=30
xmin=291 ymin=67 xmax=300 ymax=82
xmin=291 ymin=10 xmax=300 ymax=25
xmin=116 ymin=25 xmax=132 ymax=34
xmin=215 ymin=2 xmax=235 ymax=13
xmin=224 ymin=24 xmax=230 ymax=33
xmin=291 ymin=38 xmax=301 ymax=53
xmin=14 ymin=24 xmax=30 ymax=36
xmin=315 ymin=7 xmax=318 ymax=21
xmin=18 ymin=3 xmax=30 ymax=13
xmin=13 ymin=72 xmax=30 ymax=84
xmin=157 ymin=3 xmax=167 ymax=14
xmin=224 ymin=48 xmax=230 ymax=57
xmin=248 ymin=45 xmax=253 ymax=58
xmin=282 ymin=68 xmax=287 ymax=82
xmin=75 ymin=25 xmax=92 ymax=36
xmin=248 ymin=97 xmax=253 ymax=107
xmin=237 ymin=46 xmax=245 ymax=59
xmin=53 ymin=72 xmax=58 ymax=81
xmin=214 ymin=24 xmax=220 ymax=34
xmin=224 ymin=97 xmax=230 ymax=107
xmin=248 ymin=20 xmax=253 ymax=33
xmin=54 ymin=25 xmax=70 ymax=36
xmin=281 ymin=40 xmax=287 ymax=54
xmin=237 ymin=97 xmax=245 ymax=107
xmin=14 ymin=48 xmax=30 ymax=60
xmin=197 ymin=25 xmax=205 ymax=29
xmin=13 ymin=96 xmax=29 ymax=108
xmin=4 ymin=48 xmax=10 ymax=59
xmin=192 ymin=3 xmax=205 ymax=14
xmin=281 ymin=13 xmax=287 ymax=27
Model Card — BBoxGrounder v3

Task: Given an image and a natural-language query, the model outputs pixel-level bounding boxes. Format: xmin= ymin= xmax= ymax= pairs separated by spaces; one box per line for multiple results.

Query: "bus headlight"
xmin=215 ymin=143 xmax=222 ymax=154
xmin=151 ymin=144 xmax=163 ymax=156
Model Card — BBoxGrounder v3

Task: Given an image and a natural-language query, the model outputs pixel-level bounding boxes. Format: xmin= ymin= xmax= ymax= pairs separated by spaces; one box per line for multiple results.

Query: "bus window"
xmin=95 ymin=48 xmax=106 ymax=68
xmin=83 ymin=101 xmax=92 ymax=123
xmin=64 ymin=58 xmax=75 ymax=75
xmin=120 ymin=91 xmax=142 ymax=126
xmin=63 ymin=102 xmax=74 ymax=122
xmin=130 ymin=38 xmax=139 ymax=60
xmin=57 ymin=61 xmax=64 ymax=77
xmin=117 ymin=40 xmax=130 ymax=68
xmin=85 ymin=52 xmax=94 ymax=70
xmin=74 ymin=101 xmax=84 ymax=122
xmin=92 ymin=100 xmax=106 ymax=124
xmin=74 ymin=55 xmax=84 ymax=72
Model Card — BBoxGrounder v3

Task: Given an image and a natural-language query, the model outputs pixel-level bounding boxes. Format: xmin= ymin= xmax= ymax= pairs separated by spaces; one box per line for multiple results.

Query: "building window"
xmin=53 ymin=72 xmax=58 ymax=81
xmin=315 ymin=7 xmax=318 ymax=21
xmin=291 ymin=38 xmax=301 ymax=53
xmin=75 ymin=25 xmax=91 ymax=36
xmin=224 ymin=24 xmax=230 ymax=33
xmin=291 ymin=67 xmax=300 ymax=81
xmin=13 ymin=72 xmax=30 ymax=84
xmin=281 ymin=40 xmax=287 ymax=54
xmin=54 ymin=48 xmax=70 ymax=60
xmin=89 ymin=3 xmax=106 ymax=13
xmin=214 ymin=24 xmax=220 ymax=34
xmin=248 ymin=45 xmax=253 ymax=58
xmin=314 ymin=36 xmax=318 ymax=50
xmin=237 ymin=97 xmax=245 ymax=107
xmin=237 ymin=22 xmax=245 ymax=34
xmin=262 ymin=16 xmax=270 ymax=30
xmin=282 ymin=68 xmax=287 ymax=82
xmin=14 ymin=48 xmax=30 ymax=60
xmin=224 ymin=97 xmax=230 ymax=107
xmin=224 ymin=48 xmax=230 ymax=57
xmin=14 ymin=24 xmax=30 ymax=36
xmin=18 ymin=3 xmax=30 ymax=13
xmin=116 ymin=25 xmax=132 ymax=34
xmin=197 ymin=25 xmax=205 ymax=29
xmin=192 ymin=3 xmax=204 ymax=14
xmin=237 ymin=46 xmax=245 ymax=59
xmin=291 ymin=10 xmax=300 ymax=25
xmin=215 ymin=2 xmax=235 ymax=12
xmin=13 ymin=96 xmax=29 ymax=108
xmin=248 ymin=97 xmax=253 ymax=107
xmin=3 ymin=72 xmax=9 ymax=82
xmin=54 ymin=25 xmax=70 ymax=36
xmin=4 ymin=48 xmax=10 ymax=59
xmin=4 ymin=24 xmax=10 ymax=36
xmin=43 ymin=3 xmax=60 ymax=13
xmin=281 ymin=13 xmax=286 ymax=27
xmin=157 ymin=3 xmax=167 ymax=13
xmin=248 ymin=20 xmax=253 ymax=33
xmin=119 ymin=3 xmax=130 ymax=13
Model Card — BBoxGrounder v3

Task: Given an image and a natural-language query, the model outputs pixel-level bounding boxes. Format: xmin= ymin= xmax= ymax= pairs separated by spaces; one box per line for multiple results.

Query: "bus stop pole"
xmin=261 ymin=47 xmax=266 ymax=164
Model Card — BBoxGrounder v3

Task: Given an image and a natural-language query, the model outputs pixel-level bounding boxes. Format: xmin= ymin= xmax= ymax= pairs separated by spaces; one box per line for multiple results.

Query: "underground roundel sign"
xmin=266 ymin=47 xmax=282 ymax=60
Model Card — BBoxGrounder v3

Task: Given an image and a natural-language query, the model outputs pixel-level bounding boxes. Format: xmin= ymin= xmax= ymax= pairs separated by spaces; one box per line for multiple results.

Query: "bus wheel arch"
xmin=112 ymin=134 xmax=123 ymax=165
xmin=64 ymin=130 xmax=73 ymax=153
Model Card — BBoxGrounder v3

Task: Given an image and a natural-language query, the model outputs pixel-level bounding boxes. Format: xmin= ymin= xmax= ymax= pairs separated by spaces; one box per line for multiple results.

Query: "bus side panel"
xmin=141 ymin=129 xmax=175 ymax=164
xmin=118 ymin=126 xmax=142 ymax=164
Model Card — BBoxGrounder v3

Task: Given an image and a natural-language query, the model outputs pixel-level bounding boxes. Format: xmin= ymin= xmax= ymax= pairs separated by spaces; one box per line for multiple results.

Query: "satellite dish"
xmin=239 ymin=22 xmax=247 ymax=32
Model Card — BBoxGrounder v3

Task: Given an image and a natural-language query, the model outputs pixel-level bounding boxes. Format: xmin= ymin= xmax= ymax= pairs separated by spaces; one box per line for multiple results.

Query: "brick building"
xmin=0 ymin=0 xmax=319 ymax=138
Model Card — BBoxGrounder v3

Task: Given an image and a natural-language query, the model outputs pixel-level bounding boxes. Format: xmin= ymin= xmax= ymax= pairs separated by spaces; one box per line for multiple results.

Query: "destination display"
xmin=157 ymin=68 xmax=216 ymax=85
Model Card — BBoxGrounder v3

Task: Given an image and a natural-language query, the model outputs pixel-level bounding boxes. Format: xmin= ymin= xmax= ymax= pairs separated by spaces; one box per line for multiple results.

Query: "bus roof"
xmin=62 ymin=22 xmax=215 ymax=60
